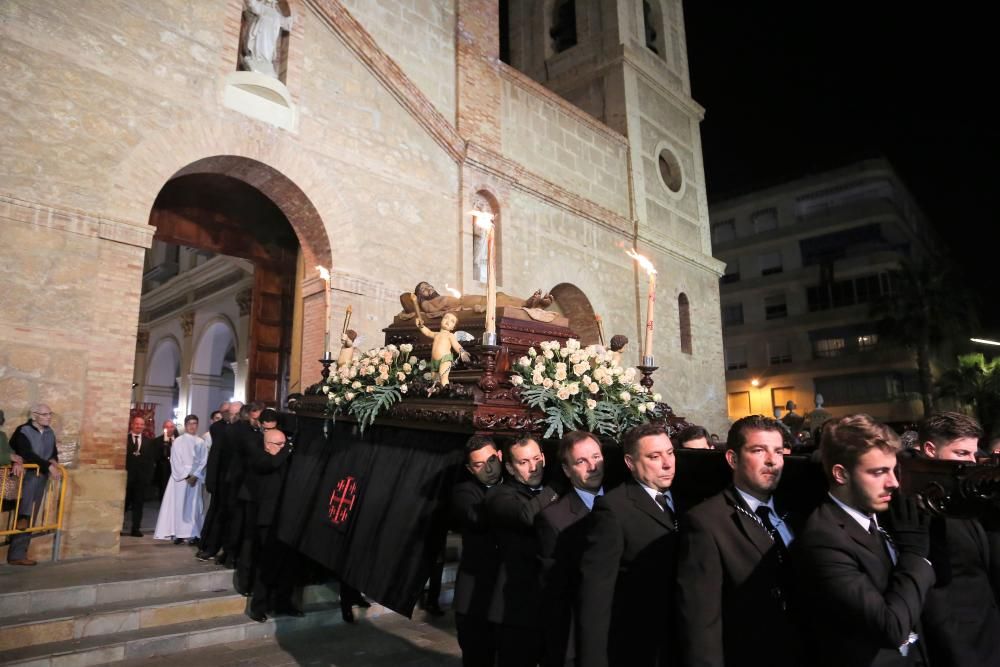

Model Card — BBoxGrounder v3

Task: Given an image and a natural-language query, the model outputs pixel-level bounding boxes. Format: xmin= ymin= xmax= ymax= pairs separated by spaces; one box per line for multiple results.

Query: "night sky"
xmin=683 ymin=4 xmax=998 ymax=331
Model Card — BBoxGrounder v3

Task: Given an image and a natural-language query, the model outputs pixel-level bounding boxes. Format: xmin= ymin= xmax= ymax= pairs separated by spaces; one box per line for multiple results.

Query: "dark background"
xmin=683 ymin=3 xmax=998 ymax=331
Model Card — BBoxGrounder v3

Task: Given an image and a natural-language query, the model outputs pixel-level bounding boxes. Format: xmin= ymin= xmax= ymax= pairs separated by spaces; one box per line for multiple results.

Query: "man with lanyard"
xmin=677 ymin=415 xmax=802 ymax=667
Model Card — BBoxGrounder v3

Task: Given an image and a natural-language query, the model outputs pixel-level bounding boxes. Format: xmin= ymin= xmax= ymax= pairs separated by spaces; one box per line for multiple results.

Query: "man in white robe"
xmin=155 ymin=414 xmax=207 ymax=544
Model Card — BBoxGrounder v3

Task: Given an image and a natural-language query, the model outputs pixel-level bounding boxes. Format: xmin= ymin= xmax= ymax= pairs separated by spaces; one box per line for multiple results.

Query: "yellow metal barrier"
xmin=1 ymin=463 xmax=69 ymax=561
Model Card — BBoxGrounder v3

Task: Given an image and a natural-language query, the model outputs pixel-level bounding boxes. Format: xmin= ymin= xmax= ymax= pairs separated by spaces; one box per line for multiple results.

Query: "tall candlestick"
xmin=471 ymin=210 xmax=497 ymax=344
xmin=595 ymin=314 xmax=606 ymax=347
xmin=626 ymin=249 xmax=657 ymax=362
xmin=316 ymin=266 xmax=332 ymax=357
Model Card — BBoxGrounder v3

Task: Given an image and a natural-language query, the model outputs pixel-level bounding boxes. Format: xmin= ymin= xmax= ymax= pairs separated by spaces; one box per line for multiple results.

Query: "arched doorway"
xmin=133 ymin=156 xmax=330 ymax=414
xmin=549 ymin=283 xmax=601 ymax=345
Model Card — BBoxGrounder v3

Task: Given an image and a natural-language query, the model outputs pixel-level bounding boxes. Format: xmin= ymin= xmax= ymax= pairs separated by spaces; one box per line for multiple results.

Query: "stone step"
xmin=0 ymin=568 xmax=234 ymax=621
xmin=0 ymin=600 xmax=395 ymax=667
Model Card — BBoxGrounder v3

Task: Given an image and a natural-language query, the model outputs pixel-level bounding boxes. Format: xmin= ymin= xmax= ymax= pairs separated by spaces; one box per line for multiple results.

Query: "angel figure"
xmin=609 ymin=334 xmax=629 ymax=367
xmin=337 ymin=329 xmax=358 ymax=369
xmin=416 ymin=312 xmax=470 ymax=390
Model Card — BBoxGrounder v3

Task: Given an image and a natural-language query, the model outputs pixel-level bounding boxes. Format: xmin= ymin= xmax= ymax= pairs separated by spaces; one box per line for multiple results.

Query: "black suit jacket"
xmin=676 ymin=487 xmax=802 ymax=667
xmin=578 ymin=480 xmax=680 ymax=667
xmin=793 ymin=498 xmax=935 ymax=667
xmin=451 ymin=475 xmax=500 ymax=618
xmin=485 ymin=478 xmax=559 ymax=626
xmin=204 ymin=419 xmax=230 ymax=494
xmin=124 ymin=433 xmax=158 ymax=484
xmin=536 ymin=488 xmax=593 ymax=666
xmin=921 ymin=517 xmax=1000 ymax=667
xmin=241 ymin=429 xmax=291 ymax=527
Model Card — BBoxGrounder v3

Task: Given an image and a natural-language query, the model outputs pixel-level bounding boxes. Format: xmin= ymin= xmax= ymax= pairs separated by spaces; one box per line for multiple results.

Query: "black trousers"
xmin=248 ymin=522 xmax=298 ymax=616
xmin=497 ymin=623 xmax=542 ymax=667
xmin=124 ymin=474 xmax=150 ymax=532
xmin=456 ymin=613 xmax=497 ymax=667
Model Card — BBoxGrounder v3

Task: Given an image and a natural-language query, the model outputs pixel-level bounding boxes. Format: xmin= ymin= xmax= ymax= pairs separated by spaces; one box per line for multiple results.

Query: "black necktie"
xmin=655 ymin=492 xmax=678 ymax=529
xmin=755 ymin=505 xmax=791 ymax=610
xmin=869 ymin=520 xmax=897 ymax=564
xmin=133 ymin=434 xmax=140 ymax=455
xmin=755 ymin=506 xmax=789 ymax=558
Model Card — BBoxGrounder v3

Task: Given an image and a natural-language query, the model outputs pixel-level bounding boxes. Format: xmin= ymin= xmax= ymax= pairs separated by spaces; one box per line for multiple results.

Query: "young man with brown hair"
xmin=794 ymin=414 xmax=934 ymax=667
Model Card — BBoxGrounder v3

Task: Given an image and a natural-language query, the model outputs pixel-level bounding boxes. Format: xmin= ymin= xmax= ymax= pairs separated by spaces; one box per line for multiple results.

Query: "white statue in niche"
xmin=241 ymin=0 xmax=293 ymax=79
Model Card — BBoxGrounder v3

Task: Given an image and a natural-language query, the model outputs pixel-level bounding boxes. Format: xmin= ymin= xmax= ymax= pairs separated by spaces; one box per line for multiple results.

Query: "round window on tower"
xmin=658 ymin=148 xmax=683 ymax=193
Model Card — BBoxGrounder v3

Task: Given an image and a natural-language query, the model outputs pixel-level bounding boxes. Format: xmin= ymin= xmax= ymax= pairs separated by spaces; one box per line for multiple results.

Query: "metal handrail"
xmin=1 ymin=463 xmax=69 ymax=561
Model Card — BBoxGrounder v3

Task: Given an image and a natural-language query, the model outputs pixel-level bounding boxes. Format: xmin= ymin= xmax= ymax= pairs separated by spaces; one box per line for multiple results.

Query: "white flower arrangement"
xmin=323 ymin=343 xmax=425 ymax=429
xmin=511 ymin=338 xmax=662 ymax=440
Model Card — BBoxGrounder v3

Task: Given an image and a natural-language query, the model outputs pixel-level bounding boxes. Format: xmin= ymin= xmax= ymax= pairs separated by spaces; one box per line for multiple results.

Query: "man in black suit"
xmin=197 ymin=401 xmax=240 ymax=561
xmin=918 ymin=412 xmax=1000 ymax=667
xmin=536 ymin=430 xmax=605 ymax=667
xmin=151 ymin=419 xmax=176 ymax=499
xmin=676 ymin=415 xmax=801 ymax=667
xmin=452 ymin=435 xmax=504 ymax=667
xmin=793 ymin=413 xmax=934 ymax=667
xmin=486 ymin=435 xmax=559 ymax=667
xmin=123 ymin=415 xmax=158 ymax=537
xmin=578 ymin=421 xmax=680 ymax=667
xmin=242 ymin=410 xmax=300 ymax=622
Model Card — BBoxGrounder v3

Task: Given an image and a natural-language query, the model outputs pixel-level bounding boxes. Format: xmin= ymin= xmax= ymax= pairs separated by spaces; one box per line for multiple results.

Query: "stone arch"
xmin=678 ymin=292 xmax=692 ymax=354
xmin=146 ymin=336 xmax=182 ymax=387
xmin=192 ymin=317 xmax=238 ymax=376
xmin=549 ymin=283 xmax=601 ymax=345
xmin=105 ymin=116 xmax=334 ymax=271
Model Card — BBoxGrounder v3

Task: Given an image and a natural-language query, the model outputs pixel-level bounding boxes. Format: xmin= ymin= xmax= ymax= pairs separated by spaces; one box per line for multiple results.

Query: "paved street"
xmin=108 ymin=610 xmax=462 ymax=667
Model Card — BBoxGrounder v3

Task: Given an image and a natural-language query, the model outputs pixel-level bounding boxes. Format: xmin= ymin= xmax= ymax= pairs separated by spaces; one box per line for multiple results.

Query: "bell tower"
xmin=504 ymin=0 xmax=711 ymax=259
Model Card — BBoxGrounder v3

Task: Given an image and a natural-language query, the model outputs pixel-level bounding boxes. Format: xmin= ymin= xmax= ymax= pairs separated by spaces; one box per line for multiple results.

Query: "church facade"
xmin=0 ymin=0 xmax=725 ymax=557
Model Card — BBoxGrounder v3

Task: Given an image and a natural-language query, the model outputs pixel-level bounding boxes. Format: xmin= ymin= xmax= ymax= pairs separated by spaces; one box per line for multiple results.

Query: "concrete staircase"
xmin=0 ymin=541 xmax=457 ymax=666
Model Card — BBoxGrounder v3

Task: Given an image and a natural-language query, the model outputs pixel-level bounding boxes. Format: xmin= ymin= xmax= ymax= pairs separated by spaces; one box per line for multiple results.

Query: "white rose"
xmin=542 ymin=378 xmax=553 ymax=389
xmin=573 ymin=363 xmax=589 ymax=377
xmin=543 ymin=349 xmax=554 ymax=359
xmin=612 ymin=366 xmax=624 ymax=376
xmin=532 ymin=371 xmax=544 ymax=385
xmin=620 ymin=391 xmax=631 ymax=402
xmin=409 ymin=356 xmax=418 ymax=365
xmin=568 ymin=383 xmax=580 ymax=395
xmin=378 ymin=363 xmax=389 ymax=374
xmin=423 ymin=372 xmax=434 ymax=380
xmin=567 ymin=338 xmax=581 ymax=351
xmin=345 ymin=392 xmax=355 ymax=401
xmin=638 ymin=403 xmax=647 ymax=413
xmin=555 ymin=368 xmax=567 ymax=381
xmin=589 ymin=382 xmax=600 ymax=393
xmin=400 ymin=384 xmax=408 ymax=394
xmin=528 ymin=347 xmax=537 ymax=357
xmin=397 ymin=372 xmax=406 ymax=382
xmin=586 ymin=399 xmax=597 ymax=410
xmin=352 ymin=381 xmax=362 ymax=389
xmin=511 ymin=375 xmax=524 ymax=386
xmin=600 ymin=376 xmax=613 ymax=386
xmin=557 ymin=387 xmax=571 ymax=400
xmin=582 ymin=375 xmax=592 ymax=386
xmin=646 ymin=402 xmax=656 ymax=411
xmin=624 ymin=367 xmax=637 ymax=381
xmin=519 ymin=356 xmax=531 ymax=367
xmin=593 ymin=367 xmax=607 ymax=381
xmin=419 ymin=360 xmax=428 ymax=371
xmin=334 ymin=397 xmax=342 ymax=405
xmin=322 ymin=385 xmax=330 ymax=393
xmin=559 ymin=347 xmax=570 ymax=358
xmin=400 ymin=343 xmax=413 ymax=355
xmin=653 ymin=393 xmax=662 ymax=401
xmin=367 ymin=386 xmax=375 ymax=393
xmin=403 ymin=363 xmax=412 ymax=372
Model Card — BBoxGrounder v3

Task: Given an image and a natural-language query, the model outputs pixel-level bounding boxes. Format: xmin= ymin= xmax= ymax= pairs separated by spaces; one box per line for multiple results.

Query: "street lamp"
xmin=970 ymin=338 xmax=1000 ymax=347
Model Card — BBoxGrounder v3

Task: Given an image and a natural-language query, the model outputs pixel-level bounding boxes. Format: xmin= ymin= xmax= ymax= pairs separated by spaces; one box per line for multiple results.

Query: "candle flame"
xmin=626 ymin=249 xmax=657 ymax=276
xmin=315 ymin=265 xmax=331 ymax=282
xmin=444 ymin=284 xmax=462 ymax=298
xmin=469 ymin=209 xmax=495 ymax=229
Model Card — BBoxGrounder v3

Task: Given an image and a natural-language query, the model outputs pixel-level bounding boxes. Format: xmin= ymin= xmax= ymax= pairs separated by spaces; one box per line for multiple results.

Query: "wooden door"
xmin=248 ymin=263 xmax=293 ymax=407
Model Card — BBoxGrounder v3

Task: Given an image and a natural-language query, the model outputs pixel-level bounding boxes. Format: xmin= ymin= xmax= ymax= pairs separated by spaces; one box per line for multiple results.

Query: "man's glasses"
xmin=32 ymin=412 xmax=53 ymax=417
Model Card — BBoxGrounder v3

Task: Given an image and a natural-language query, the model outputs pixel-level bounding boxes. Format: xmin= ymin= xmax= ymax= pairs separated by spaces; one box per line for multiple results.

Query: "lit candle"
xmin=626 ymin=249 xmax=657 ymax=363
xmin=471 ymin=210 xmax=497 ymax=342
xmin=316 ymin=266 xmax=332 ymax=357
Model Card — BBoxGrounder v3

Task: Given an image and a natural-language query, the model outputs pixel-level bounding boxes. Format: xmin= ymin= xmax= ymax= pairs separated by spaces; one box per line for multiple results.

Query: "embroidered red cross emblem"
xmin=329 ymin=475 xmax=358 ymax=526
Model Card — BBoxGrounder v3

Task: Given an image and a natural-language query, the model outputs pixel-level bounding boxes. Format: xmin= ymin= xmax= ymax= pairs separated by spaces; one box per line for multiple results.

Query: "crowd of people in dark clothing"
xmin=446 ymin=411 xmax=1000 ymax=667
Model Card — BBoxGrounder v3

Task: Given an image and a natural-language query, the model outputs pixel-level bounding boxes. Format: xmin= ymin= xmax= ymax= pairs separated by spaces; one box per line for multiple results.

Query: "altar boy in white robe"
xmin=155 ymin=414 xmax=207 ymax=545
